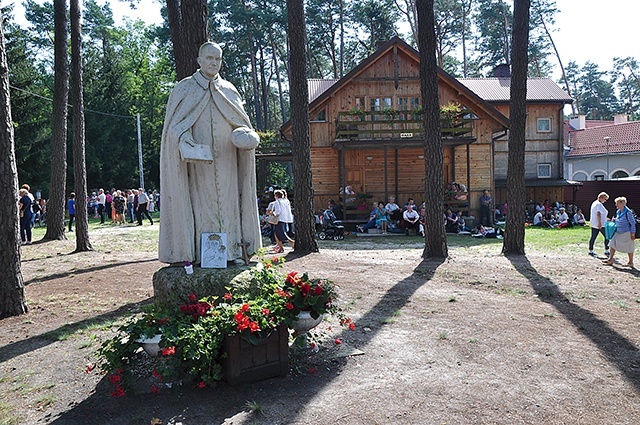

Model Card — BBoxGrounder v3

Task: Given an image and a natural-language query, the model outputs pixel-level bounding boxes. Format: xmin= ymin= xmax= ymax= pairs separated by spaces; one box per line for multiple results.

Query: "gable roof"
xmin=281 ymin=37 xmax=509 ymax=132
xmin=458 ymin=78 xmax=573 ymax=104
xmin=566 ymin=121 xmax=640 ymax=157
xmin=309 ymin=79 xmax=338 ymax=103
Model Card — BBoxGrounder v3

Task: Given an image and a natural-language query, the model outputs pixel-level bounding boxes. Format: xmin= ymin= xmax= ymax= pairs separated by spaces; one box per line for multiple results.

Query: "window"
xmin=612 ymin=170 xmax=629 ymax=179
xmin=594 ymin=175 xmax=605 ymax=181
xmin=537 ymin=163 xmax=551 ymax=178
xmin=370 ymin=97 xmax=392 ymax=120
xmin=311 ymin=109 xmax=326 ymax=122
xmin=397 ymin=97 xmax=420 ymax=120
xmin=354 ymin=97 xmax=365 ymax=110
xmin=537 ymin=118 xmax=551 ymax=133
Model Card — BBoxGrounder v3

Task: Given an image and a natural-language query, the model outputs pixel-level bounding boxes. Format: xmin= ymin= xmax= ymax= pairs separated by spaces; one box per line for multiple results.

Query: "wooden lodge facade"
xmin=280 ymin=37 xmax=510 ymax=221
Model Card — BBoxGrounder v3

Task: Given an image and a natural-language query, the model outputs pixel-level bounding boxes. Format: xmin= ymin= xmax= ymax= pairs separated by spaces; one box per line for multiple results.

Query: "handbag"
xmin=267 ymin=214 xmax=279 ymax=225
xmin=604 ymin=221 xmax=617 ymax=240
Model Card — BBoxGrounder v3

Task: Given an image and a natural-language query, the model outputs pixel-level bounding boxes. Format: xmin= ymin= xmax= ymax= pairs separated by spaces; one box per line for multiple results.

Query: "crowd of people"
xmin=527 ymin=199 xmax=587 ymax=229
xmin=17 ymin=184 xmax=159 ymax=245
xmin=84 ymin=188 xmax=158 ymax=229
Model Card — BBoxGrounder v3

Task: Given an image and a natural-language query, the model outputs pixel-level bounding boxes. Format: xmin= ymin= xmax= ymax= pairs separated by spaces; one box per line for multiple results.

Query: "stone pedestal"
xmin=153 ymin=264 xmax=255 ymax=305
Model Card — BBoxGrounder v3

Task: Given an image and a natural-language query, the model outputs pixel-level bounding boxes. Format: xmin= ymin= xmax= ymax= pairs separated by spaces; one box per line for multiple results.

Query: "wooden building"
xmin=459 ymin=77 xmax=576 ymax=206
xmin=280 ymin=37 xmax=509 ymax=222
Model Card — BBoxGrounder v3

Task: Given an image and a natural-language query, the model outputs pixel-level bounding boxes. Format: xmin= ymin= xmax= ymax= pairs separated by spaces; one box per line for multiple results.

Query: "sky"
xmin=5 ymin=0 xmax=640 ymax=81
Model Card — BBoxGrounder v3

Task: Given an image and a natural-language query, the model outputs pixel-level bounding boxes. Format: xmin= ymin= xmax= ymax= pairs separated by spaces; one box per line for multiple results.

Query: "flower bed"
xmin=98 ymin=256 xmax=352 ymax=394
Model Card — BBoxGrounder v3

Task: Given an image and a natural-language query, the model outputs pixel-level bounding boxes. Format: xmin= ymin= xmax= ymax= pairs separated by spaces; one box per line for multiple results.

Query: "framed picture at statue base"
xmin=201 ymin=232 xmax=227 ymax=269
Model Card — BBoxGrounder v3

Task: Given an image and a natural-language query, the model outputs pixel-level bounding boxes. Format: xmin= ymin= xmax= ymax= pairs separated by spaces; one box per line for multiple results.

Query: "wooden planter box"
xmin=223 ymin=324 xmax=289 ymax=385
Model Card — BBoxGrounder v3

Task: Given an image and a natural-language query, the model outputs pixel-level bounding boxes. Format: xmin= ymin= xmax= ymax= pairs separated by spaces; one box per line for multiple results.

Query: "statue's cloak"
xmin=158 ymin=71 xmax=261 ymax=264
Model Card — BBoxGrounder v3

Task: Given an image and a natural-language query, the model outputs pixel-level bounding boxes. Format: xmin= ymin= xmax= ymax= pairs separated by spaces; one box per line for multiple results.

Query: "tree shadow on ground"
xmin=0 ymin=299 xmax=152 ymax=364
xmin=23 ymin=258 xmax=159 ymax=286
xmin=506 ymin=254 xmax=640 ymax=391
xmin=48 ymin=258 xmax=445 ymax=424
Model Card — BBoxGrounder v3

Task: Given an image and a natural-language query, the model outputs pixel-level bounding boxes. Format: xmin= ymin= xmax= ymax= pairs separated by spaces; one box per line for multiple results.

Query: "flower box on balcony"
xmin=222 ymin=324 xmax=289 ymax=385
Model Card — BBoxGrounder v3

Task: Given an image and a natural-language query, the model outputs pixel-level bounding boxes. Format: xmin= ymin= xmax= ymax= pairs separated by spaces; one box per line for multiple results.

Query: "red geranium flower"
xmin=151 ymin=385 xmax=161 ymax=394
xmin=197 ymin=381 xmax=206 ymax=389
xmin=108 ymin=373 xmax=121 ymax=384
xmin=261 ymin=308 xmax=270 ymax=316
xmin=161 ymin=346 xmax=176 ymax=356
xmin=111 ymin=385 xmax=125 ymax=398
xmin=313 ymin=285 xmax=323 ymax=296
xmin=349 ymin=323 xmax=356 ymax=331
xmin=285 ymin=302 xmax=294 ymax=310
xmin=223 ymin=292 xmax=233 ymax=301
xmin=152 ymin=370 xmax=162 ymax=380
xmin=188 ymin=293 xmax=197 ymax=302
xmin=241 ymin=303 xmax=250 ymax=312
xmin=334 ymin=338 xmax=342 ymax=345
xmin=286 ymin=271 xmax=301 ymax=285
xmin=300 ymin=283 xmax=311 ymax=296
xmin=249 ymin=321 xmax=261 ymax=333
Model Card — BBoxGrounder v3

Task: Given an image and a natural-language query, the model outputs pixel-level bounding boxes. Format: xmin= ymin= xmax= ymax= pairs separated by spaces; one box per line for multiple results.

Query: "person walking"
xmin=67 ymin=193 xmax=76 ymax=232
xmin=603 ymin=197 xmax=636 ymax=268
xmin=588 ymin=192 xmax=610 ymax=257
xmin=271 ymin=189 xmax=294 ymax=253
xmin=136 ymin=188 xmax=154 ymax=226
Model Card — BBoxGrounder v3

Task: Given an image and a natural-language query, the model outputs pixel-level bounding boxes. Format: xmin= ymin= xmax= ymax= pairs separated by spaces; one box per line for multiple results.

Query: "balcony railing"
xmin=335 ymin=109 xmax=474 ymax=141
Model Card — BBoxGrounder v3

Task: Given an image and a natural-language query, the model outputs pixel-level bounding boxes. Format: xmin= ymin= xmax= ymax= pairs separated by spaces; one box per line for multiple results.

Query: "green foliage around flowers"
xmin=98 ymin=256 xmax=350 ymax=395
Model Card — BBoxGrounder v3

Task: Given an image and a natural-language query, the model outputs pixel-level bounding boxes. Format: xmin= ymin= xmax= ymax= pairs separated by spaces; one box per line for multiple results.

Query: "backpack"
xmin=628 ymin=209 xmax=640 ymax=238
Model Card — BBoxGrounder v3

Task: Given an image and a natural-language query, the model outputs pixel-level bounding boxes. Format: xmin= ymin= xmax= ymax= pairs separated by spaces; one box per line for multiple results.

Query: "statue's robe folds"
xmin=159 ymin=71 xmax=261 ymax=264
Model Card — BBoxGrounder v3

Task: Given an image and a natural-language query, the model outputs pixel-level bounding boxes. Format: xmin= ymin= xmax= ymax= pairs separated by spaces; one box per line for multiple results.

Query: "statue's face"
xmin=198 ymin=45 xmax=223 ymax=79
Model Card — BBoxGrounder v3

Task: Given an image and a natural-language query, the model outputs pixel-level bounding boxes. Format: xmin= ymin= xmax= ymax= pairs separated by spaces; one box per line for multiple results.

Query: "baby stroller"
xmin=318 ymin=208 xmax=345 ymax=240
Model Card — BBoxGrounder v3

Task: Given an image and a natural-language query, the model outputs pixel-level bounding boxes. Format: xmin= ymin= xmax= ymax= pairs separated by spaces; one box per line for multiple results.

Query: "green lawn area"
xmin=28 ymin=215 xmax=593 ymax=257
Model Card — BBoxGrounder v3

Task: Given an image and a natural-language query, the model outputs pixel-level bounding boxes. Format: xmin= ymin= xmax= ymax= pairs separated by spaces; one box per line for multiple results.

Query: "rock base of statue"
xmin=153 ymin=265 xmax=255 ymax=306
xmin=223 ymin=324 xmax=289 ymax=385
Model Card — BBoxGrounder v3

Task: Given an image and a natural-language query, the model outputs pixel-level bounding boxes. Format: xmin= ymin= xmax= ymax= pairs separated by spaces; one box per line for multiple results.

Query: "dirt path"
xmin=1 ymin=232 xmax=640 ymax=424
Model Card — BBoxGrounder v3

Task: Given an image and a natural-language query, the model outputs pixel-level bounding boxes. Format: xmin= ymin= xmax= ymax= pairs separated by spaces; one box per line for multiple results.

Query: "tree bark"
xmin=502 ymin=0 xmax=529 ymax=255
xmin=0 ymin=12 xmax=28 ymax=318
xmin=43 ymin=0 xmax=69 ymax=241
xmin=70 ymin=0 xmax=92 ymax=252
xmin=287 ymin=0 xmax=318 ymax=253
xmin=166 ymin=0 xmax=208 ymax=81
xmin=417 ymin=0 xmax=448 ymax=259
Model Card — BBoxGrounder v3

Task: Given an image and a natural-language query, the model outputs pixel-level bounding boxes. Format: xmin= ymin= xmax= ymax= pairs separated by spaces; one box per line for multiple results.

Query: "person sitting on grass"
xmin=401 ymin=203 xmax=421 ymax=235
xmin=472 ymin=225 xmax=503 ymax=239
xmin=444 ymin=208 xmax=459 ymax=233
xmin=533 ymin=210 xmax=551 ymax=228
xmin=557 ymin=207 xmax=573 ymax=228
xmin=374 ymin=201 xmax=389 ymax=234
xmin=573 ymin=208 xmax=586 ymax=226
xmin=357 ymin=201 xmax=379 ymax=233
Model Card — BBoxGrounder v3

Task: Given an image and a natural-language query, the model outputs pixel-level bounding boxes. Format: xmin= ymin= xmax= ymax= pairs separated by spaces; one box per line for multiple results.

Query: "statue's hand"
xmin=180 ymin=133 xmax=196 ymax=147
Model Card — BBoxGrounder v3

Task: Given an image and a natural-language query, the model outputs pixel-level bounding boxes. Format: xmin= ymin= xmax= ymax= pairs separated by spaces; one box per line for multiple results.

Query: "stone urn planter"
xmin=135 ymin=334 xmax=163 ymax=357
xmin=290 ymin=311 xmax=323 ymax=347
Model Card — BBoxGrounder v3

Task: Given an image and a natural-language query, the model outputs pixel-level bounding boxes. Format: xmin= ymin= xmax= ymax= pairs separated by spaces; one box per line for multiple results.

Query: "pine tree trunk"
xmin=0 ymin=13 xmax=28 ymax=318
xmin=417 ymin=0 xmax=448 ymax=259
xmin=70 ymin=0 xmax=92 ymax=252
xmin=166 ymin=0 xmax=208 ymax=81
xmin=43 ymin=0 xmax=69 ymax=241
xmin=287 ymin=0 xmax=318 ymax=253
xmin=502 ymin=0 xmax=530 ymax=255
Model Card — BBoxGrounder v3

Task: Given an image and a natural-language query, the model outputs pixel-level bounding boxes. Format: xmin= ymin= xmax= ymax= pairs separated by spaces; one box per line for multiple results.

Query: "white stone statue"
xmin=159 ymin=42 xmax=261 ymax=264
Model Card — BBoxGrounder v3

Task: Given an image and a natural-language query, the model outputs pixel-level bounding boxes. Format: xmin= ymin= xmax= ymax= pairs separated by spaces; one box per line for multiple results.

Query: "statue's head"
xmin=197 ymin=42 xmax=223 ymax=79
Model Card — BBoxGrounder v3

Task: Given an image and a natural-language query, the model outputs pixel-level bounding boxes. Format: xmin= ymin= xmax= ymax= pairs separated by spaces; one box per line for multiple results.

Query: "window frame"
xmin=537 ymin=163 xmax=552 ymax=179
xmin=537 ymin=117 xmax=552 ymax=133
